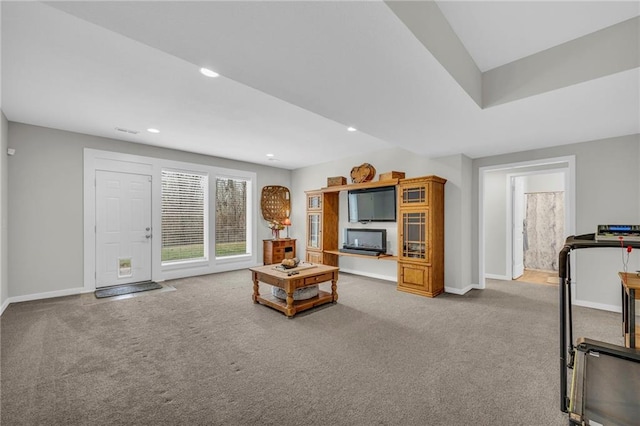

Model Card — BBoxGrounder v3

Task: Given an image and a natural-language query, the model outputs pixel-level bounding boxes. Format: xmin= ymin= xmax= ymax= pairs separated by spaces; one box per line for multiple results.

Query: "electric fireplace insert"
xmin=339 ymin=228 xmax=387 ymax=256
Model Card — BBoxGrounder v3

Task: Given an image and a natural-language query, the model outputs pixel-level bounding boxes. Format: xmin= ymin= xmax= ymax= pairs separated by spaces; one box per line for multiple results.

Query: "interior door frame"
xmin=478 ymin=155 xmax=575 ymax=290
xmin=510 ymin=175 xmax=526 ymax=279
xmin=506 ymin=168 xmax=570 ymax=280
xmin=84 ymin=150 xmax=154 ymax=292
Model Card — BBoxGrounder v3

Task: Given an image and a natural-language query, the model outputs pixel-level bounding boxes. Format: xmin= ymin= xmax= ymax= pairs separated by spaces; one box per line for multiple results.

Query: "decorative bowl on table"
xmin=281 ymin=258 xmax=300 ymax=269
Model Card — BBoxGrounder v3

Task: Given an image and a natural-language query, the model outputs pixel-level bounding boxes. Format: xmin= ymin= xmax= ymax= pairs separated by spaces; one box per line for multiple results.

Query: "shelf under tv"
xmin=324 ymin=249 xmax=397 ymax=261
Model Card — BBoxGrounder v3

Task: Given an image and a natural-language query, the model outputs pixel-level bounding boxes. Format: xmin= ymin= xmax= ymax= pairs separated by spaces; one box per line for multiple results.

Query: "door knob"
xmin=145 ymin=234 xmax=152 ymax=239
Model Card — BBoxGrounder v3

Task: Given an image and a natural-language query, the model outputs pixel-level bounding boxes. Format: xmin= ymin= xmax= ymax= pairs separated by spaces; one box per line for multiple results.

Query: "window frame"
xmin=214 ymin=172 xmax=253 ymax=263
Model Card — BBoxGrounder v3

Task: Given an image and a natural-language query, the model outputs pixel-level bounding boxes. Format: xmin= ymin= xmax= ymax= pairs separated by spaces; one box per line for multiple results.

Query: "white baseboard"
xmin=341 ymin=270 xmax=482 ymax=295
xmin=338 ymin=268 xmax=396 ymax=282
xmin=0 ymin=279 xmax=620 ymax=317
xmin=1 ymin=287 xmax=85 ymax=315
xmin=568 ymin=282 xmax=621 ymax=313
xmin=485 ymin=273 xmax=511 ymax=281
xmin=445 ymin=284 xmax=481 ymax=295
xmin=572 ymin=298 xmax=621 ymax=313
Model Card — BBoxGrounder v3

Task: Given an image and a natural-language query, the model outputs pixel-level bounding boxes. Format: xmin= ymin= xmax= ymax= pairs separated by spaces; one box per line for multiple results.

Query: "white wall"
xmin=0 ymin=112 xmax=8 ymax=313
xmin=7 ymin=123 xmax=291 ymax=301
xmin=291 ymin=147 xmax=473 ymax=293
xmin=484 ymin=169 xmax=567 ymax=279
xmin=9 ymin=119 xmax=637 ymax=312
xmin=483 ymin=170 xmax=508 ymax=278
xmin=473 ymin=134 xmax=640 ymax=311
xmin=0 ymin=3 xmax=4 ymax=312
xmin=524 ymin=172 xmax=564 ymax=193
xmin=483 ymin=17 xmax=640 ymax=107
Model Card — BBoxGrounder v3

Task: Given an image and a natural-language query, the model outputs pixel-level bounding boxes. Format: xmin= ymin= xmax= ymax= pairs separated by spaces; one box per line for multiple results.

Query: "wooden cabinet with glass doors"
xmin=305 ymin=191 xmax=339 ymax=266
xmin=397 ymin=176 xmax=446 ymax=297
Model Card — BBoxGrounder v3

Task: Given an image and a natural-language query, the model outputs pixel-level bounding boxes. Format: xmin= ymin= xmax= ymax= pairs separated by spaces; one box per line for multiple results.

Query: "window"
xmin=161 ymin=170 xmax=208 ymax=264
xmin=215 ymin=177 xmax=249 ymax=257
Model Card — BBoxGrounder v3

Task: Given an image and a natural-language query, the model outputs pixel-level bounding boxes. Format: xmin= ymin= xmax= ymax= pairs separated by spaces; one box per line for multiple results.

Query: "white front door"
xmin=512 ymin=176 xmax=525 ymax=279
xmin=96 ymin=171 xmax=152 ymax=288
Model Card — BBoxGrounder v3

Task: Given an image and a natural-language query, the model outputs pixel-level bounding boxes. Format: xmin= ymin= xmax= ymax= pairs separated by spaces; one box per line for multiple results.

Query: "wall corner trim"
xmin=445 ymin=284 xmax=481 ymax=295
xmin=485 ymin=274 xmax=511 ymax=281
xmin=0 ymin=298 xmax=10 ymax=316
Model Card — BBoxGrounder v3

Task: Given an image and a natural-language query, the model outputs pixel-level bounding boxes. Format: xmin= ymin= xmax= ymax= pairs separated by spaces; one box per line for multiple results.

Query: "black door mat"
xmin=95 ymin=281 xmax=162 ymax=298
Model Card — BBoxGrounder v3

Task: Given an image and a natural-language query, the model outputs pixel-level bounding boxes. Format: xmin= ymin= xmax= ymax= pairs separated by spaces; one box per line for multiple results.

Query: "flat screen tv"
xmin=348 ymin=186 xmax=396 ymax=223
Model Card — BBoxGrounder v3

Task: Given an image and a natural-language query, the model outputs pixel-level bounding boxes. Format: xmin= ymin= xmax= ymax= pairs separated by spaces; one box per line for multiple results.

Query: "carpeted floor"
xmin=0 ymin=271 xmax=624 ymax=425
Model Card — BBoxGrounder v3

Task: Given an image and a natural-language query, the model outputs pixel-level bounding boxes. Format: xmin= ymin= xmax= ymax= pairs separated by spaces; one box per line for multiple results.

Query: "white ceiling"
xmin=2 ymin=1 xmax=639 ymax=170
xmin=438 ymin=1 xmax=640 ymax=72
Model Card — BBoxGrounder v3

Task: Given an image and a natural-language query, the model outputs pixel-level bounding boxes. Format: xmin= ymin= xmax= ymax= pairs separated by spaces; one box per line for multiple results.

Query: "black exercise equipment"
xmin=559 ymin=235 xmax=640 ymax=425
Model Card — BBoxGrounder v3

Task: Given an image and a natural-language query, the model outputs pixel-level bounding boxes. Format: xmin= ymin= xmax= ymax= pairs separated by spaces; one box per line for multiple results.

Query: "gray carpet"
xmin=0 ymin=271 xmax=624 ymax=425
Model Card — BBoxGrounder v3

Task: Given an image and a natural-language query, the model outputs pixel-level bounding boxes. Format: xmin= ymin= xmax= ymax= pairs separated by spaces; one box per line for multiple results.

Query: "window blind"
xmin=161 ymin=170 xmax=207 ymax=263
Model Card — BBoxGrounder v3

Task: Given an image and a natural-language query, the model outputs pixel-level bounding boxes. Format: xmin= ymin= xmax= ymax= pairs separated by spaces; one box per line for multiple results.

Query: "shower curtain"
xmin=524 ymin=192 xmax=564 ymax=271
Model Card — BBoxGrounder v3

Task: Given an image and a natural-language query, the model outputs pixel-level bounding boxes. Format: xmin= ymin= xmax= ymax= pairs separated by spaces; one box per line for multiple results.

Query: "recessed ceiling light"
xmin=347 ymin=126 xmax=357 ymax=132
xmin=266 ymin=153 xmax=274 ymax=157
xmin=200 ymin=67 xmax=219 ymax=78
xmin=147 ymin=128 xmax=160 ymax=134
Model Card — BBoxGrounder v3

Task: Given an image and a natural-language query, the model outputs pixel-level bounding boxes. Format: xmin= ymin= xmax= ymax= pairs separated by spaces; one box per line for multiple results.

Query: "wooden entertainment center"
xmin=305 ymin=175 xmax=446 ymax=297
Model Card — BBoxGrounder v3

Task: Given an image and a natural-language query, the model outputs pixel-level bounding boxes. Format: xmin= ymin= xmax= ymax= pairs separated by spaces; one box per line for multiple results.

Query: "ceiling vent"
xmin=115 ymin=127 xmax=139 ymax=135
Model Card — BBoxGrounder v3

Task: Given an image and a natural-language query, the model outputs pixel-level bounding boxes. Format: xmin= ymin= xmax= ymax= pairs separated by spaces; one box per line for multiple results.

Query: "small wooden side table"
xmin=618 ymin=272 xmax=640 ymax=348
xmin=263 ymin=239 xmax=296 ymax=265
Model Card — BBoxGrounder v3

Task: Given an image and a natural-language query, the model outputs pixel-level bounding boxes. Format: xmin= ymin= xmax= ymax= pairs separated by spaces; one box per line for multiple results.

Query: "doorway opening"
xmin=479 ymin=156 xmax=575 ymax=289
xmin=515 ymin=269 xmax=558 ymax=286
xmin=511 ymin=172 xmax=566 ymax=285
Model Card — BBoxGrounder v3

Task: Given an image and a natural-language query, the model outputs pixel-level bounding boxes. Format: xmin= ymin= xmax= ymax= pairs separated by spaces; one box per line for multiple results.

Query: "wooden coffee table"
xmin=250 ymin=263 xmax=339 ymax=318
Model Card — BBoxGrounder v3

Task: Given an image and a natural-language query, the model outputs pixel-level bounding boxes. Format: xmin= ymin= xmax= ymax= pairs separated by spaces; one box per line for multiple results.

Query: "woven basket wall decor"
xmin=260 ymin=185 xmax=291 ymax=224
xmin=350 ymin=163 xmax=376 ymax=183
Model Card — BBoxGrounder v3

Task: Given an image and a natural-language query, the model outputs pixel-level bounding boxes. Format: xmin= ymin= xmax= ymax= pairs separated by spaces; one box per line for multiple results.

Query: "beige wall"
xmin=0 ymin=112 xmax=8 ymax=311
xmin=291 ymin=147 xmax=473 ymax=292
xmin=483 ymin=167 xmax=567 ymax=279
xmin=474 ymin=133 xmax=640 ymax=311
xmin=483 ymin=169 xmax=508 ymax=277
xmin=6 ymin=119 xmax=639 ymax=311
xmin=524 ymin=172 xmax=564 ymax=193
xmin=7 ymin=123 xmax=290 ymax=299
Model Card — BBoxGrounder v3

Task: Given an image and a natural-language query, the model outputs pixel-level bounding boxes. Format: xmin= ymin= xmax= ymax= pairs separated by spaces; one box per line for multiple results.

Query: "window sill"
xmin=215 ymin=254 xmax=252 ymax=264
xmin=161 ymin=259 xmax=209 ymax=271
